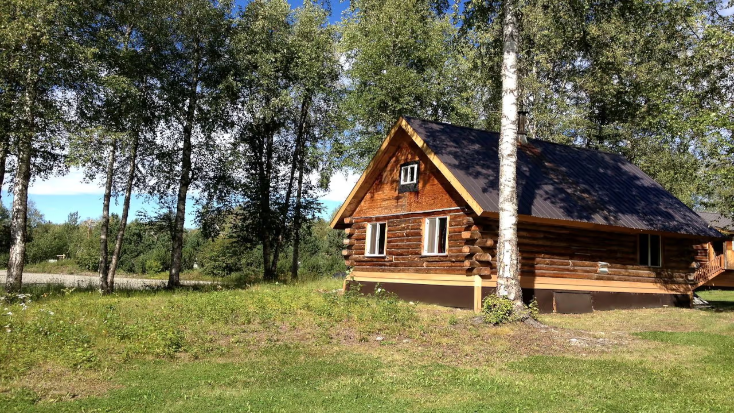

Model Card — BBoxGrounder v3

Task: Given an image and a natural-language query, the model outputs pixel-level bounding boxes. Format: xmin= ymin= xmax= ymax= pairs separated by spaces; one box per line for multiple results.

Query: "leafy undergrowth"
xmin=1 ymin=282 xmax=733 ymax=411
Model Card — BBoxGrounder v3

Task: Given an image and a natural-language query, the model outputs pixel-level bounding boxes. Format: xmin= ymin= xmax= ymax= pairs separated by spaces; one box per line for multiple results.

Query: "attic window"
xmin=399 ymin=161 xmax=419 ymax=193
xmin=638 ymin=234 xmax=661 ymax=267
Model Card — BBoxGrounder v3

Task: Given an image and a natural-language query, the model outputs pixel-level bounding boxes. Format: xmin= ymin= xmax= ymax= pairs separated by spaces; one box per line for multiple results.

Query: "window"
xmin=365 ymin=222 xmax=386 ymax=256
xmin=399 ymin=161 xmax=419 ymax=193
xmin=400 ymin=163 xmax=418 ymax=184
xmin=638 ymin=234 xmax=661 ymax=267
xmin=423 ymin=217 xmax=448 ymax=255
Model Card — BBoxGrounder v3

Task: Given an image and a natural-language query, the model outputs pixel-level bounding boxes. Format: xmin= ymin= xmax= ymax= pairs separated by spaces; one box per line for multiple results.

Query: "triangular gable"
xmin=330 ymin=117 xmax=483 ymax=229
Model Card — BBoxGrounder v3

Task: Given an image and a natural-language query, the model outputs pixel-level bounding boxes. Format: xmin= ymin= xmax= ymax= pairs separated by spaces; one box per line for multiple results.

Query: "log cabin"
xmin=697 ymin=212 xmax=734 ymax=289
xmin=330 ymin=117 xmax=730 ymax=313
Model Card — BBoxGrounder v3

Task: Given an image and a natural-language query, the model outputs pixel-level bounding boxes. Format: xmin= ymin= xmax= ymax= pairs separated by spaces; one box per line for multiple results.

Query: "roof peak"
xmin=402 ymin=116 xmax=625 ymax=158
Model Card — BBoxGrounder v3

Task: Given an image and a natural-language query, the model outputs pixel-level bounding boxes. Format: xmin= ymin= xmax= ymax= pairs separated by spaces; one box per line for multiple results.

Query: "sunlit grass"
xmin=1 ymin=282 xmax=733 ymax=411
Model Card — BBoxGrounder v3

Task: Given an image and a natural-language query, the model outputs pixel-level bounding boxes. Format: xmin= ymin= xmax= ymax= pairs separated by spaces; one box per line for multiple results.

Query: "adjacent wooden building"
xmin=697 ymin=212 xmax=734 ymax=289
xmin=331 ymin=117 xmax=731 ymax=313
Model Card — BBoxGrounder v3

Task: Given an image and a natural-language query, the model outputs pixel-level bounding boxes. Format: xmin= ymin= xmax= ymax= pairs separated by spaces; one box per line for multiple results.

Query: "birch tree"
xmin=1 ymin=0 xmax=87 ymax=292
xmin=148 ymin=0 xmax=232 ymax=288
xmin=494 ymin=0 xmax=526 ymax=316
xmin=71 ymin=0 xmax=160 ymax=294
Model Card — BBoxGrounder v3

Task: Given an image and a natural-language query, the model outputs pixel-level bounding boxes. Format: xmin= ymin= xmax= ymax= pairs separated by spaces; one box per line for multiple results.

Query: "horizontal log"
xmin=344 ymin=228 xmax=357 ymax=236
xmin=343 ymin=238 xmax=356 ymax=246
xmin=473 ymin=253 xmax=492 ymax=262
xmin=467 ymin=267 xmax=492 ymax=276
xmin=385 ymin=247 xmax=466 ymax=256
xmin=454 ymin=216 xmax=475 ymax=227
xmin=351 ymin=253 xmax=468 ymax=262
xmin=462 ymin=245 xmax=486 ymax=254
xmin=351 ymin=211 xmax=469 ymax=226
xmin=473 ymin=239 xmax=495 ymax=248
xmin=464 ymin=260 xmax=491 ymax=268
xmin=352 ymin=266 xmax=468 ymax=275
xmin=342 ymin=249 xmax=353 ymax=257
xmin=354 ymin=261 xmax=466 ymax=268
xmin=462 ymin=230 xmax=481 ymax=240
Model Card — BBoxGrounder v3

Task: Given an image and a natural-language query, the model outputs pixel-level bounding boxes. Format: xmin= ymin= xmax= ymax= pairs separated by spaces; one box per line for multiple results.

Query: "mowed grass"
xmin=1 ymin=282 xmax=733 ymax=412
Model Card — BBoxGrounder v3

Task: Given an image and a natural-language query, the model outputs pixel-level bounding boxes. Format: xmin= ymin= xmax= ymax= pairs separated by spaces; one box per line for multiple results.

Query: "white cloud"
xmin=29 ymin=168 xmax=104 ymax=195
xmin=320 ymin=171 xmax=360 ymax=203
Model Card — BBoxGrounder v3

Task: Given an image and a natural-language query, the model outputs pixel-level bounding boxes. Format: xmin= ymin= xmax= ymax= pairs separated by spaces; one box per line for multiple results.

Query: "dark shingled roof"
xmin=698 ymin=212 xmax=734 ymax=232
xmin=404 ymin=117 xmax=722 ymax=238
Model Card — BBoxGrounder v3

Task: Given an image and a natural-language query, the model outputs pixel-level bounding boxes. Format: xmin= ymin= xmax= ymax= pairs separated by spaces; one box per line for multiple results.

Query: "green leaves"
xmin=340 ymin=0 xmax=480 ymax=167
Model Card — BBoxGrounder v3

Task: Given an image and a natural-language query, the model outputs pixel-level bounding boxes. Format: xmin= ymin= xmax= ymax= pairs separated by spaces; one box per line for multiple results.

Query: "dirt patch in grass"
xmin=2 ymin=364 xmax=119 ymax=403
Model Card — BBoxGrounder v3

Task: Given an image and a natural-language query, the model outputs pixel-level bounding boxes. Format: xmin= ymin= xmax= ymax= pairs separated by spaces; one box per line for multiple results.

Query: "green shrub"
xmin=145 ymin=259 xmax=164 ymax=274
xmin=528 ymin=298 xmax=539 ymax=319
xmin=481 ymin=295 xmax=515 ymax=325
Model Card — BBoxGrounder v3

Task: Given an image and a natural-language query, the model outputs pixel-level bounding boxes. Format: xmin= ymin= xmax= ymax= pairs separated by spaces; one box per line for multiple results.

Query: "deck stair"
xmin=691 ymin=254 xmax=726 ymax=288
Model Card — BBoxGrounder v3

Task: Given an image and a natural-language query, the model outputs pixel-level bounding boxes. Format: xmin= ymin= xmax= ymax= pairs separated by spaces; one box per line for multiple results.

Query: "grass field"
xmin=1 ymin=281 xmax=733 ymax=412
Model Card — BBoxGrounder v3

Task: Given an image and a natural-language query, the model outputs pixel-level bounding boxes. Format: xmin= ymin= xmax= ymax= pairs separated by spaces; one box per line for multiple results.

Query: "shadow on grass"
xmin=702 ymin=301 xmax=734 ymax=312
xmin=697 ymin=288 xmax=734 ymax=313
xmin=635 ymin=331 xmax=734 ymax=364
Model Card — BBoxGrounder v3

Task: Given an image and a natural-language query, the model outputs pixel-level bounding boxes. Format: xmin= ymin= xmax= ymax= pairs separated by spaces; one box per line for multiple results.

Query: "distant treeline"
xmin=0 ymin=203 xmax=345 ymax=281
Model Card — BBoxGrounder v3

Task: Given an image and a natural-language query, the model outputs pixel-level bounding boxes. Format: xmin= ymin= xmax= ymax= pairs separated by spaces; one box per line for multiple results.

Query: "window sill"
xmin=421 ymin=254 xmax=448 ymax=257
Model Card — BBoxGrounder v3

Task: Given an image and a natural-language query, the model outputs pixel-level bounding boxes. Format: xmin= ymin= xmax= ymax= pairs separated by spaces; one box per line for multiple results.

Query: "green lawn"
xmin=1 ymin=282 xmax=733 ymax=412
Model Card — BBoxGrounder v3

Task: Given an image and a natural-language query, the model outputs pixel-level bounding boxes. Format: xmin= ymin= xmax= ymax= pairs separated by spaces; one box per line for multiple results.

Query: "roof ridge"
xmin=403 ymin=116 xmax=626 ymax=158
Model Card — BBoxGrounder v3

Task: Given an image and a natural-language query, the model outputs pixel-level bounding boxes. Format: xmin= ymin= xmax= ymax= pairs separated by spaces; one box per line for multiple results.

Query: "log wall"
xmin=344 ymin=214 xmax=709 ymax=288
xmin=469 ymin=217 xmax=708 ymax=285
xmin=344 ymin=210 xmax=477 ymax=275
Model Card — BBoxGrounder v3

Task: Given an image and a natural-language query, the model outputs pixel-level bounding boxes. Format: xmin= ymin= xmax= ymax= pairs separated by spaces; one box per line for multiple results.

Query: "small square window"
xmin=366 ymin=222 xmax=386 ymax=256
xmin=400 ymin=164 xmax=418 ymax=184
xmin=423 ymin=217 xmax=448 ymax=255
xmin=638 ymin=234 xmax=661 ymax=267
xmin=399 ymin=161 xmax=419 ymax=193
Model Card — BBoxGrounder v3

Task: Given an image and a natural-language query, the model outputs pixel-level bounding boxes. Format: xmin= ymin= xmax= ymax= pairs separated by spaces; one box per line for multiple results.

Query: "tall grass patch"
xmin=0 ymin=280 xmax=415 ymax=379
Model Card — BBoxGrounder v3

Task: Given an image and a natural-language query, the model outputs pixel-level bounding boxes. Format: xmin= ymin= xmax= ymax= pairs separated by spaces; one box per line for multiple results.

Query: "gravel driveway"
xmin=0 ymin=273 xmax=212 ymax=290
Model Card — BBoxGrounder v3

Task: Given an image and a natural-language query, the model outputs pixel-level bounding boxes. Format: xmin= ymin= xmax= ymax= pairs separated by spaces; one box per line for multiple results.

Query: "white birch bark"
xmin=496 ymin=0 xmax=524 ymax=313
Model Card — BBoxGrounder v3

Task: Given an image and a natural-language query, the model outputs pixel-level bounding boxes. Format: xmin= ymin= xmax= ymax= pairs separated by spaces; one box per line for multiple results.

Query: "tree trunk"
xmin=107 ymin=132 xmax=139 ymax=292
xmin=261 ymin=126 xmax=276 ymax=281
xmin=99 ymin=138 xmax=117 ymax=294
xmin=495 ymin=0 xmax=525 ymax=316
xmin=6 ymin=78 xmax=35 ymax=293
xmin=168 ymin=89 xmax=196 ymax=288
xmin=273 ymin=99 xmax=310 ymax=282
xmin=290 ymin=126 xmax=308 ymax=281
xmin=0 ymin=137 xmax=9 ymax=204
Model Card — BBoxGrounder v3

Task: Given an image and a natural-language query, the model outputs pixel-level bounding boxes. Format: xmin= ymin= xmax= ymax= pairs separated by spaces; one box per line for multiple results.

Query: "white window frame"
xmin=423 ymin=216 xmax=449 ymax=256
xmin=400 ymin=163 xmax=418 ymax=185
xmin=365 ymin=222 xmax=387 ymax=257
xmin=639 ymin=234 xmax=662 ymax=267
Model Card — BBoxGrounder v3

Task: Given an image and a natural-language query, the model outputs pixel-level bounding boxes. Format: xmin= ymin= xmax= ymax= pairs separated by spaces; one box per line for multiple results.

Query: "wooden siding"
xmin=344 ymin=214 xmax=708 ymax=291
xmin=352 ymin=135 xmax=463 ymax=218
xmin=470 ymin=218 xmax=705 ymax=286
xmin=345 ymin=210 xmax=474 ymax=275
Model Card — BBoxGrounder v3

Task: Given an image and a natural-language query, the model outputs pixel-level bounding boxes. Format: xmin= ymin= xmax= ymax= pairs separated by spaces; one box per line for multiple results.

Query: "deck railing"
xmin=692 ymin=254 xmax=726 ymax=287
